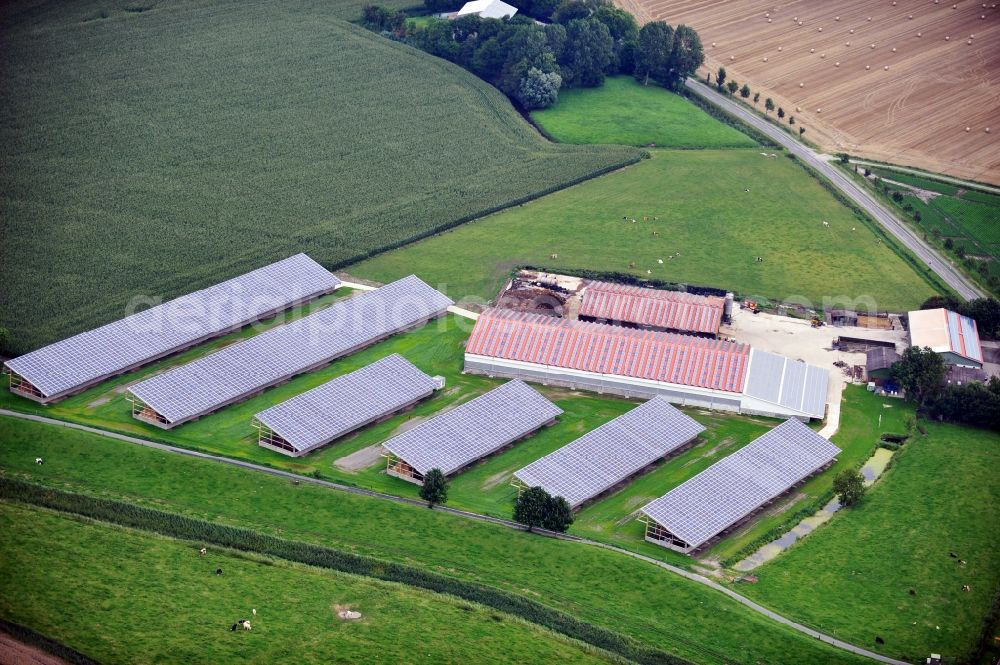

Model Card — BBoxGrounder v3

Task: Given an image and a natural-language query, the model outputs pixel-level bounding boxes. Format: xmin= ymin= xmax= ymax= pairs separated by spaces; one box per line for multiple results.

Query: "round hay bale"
xmin=865 ymin=64 xmax=871 ymax=70
xmin=763 ymin=56 xmax=768 ymax=61
xmin=892 ymin=47 xmax=897 ymax=52
xmin=850 ymin=28 xmax=855 ymax=33
xmin=917 ymin=32 xmax=922 ymax=37
xmin=870 ymin=43 xmax=876 ymax=48
xmin=796 ymin=106 xmax=801 ymax=112
xmin=986 ymin=127 xmax=991 ymax=133
xmin=908 ymin=14 xmax=913 ymax=19
xmin=799 ymin=82 xmax=804 ymax=87
xmin=966 ymin=126 xmax=972 ymax=132
xmin=846 ymin=41 xmax=852 ymax=46
xmin=945 ymin=35 xmax=950 ymax=40
xmin=778 ymin=46 xmax=783 ymax=51
xmin=765 ymin=11 xmax=770 ymax=17
xmin=816 ymin=107 xmax=822 ymax=113
xmin=821 ymin=52 xmax=826 ymax=58
xmin=730 ymin=55 xmax=735 ymax=60
xmin=967 ymin=39 xmax=973 ymax=44
xmin=711 ymin=42 xmax=716 ymax=47
xmin=981 ymin=14 xmax=987 ymax=18
xmin=884 ymin=65 xmax=889 ymax=70
xmin=835 ymin=61 xmax=841 ymax=66
xmin=818 ymin=27 xmax=823 ymax=32
xmin=768 ymin=18 xmax=772 ymax=22
xmin=868 ymin=16 xmax=872 ymax=21
xmin=810 ymin=47 xmax=815 ymax=53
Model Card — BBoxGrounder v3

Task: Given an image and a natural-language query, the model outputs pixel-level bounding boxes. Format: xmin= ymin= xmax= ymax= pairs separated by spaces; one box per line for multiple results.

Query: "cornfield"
xmin=0 ymin=0 xmax=637 ymax=353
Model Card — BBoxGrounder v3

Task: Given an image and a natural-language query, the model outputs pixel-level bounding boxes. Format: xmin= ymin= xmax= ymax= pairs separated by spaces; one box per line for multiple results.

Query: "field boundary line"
xmin=847 ymin=160 xmax=1000 ymax=196
xmin=1 ymin=408 xmax=907 ymax=665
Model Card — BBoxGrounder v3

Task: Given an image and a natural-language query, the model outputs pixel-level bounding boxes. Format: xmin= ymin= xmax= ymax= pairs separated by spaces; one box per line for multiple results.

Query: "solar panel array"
xmin=254 ymin=354 xmax=438 ymax=453
xmin=381 ymin=380 xmax=562 ymax=476
xmin=514 ymin=397 xmax=705 ymax=507
xmin=640 ymin=419 xmax=840 ymax=549
xmin=3 ymin=254 xmax=339 ymax=400
xmin=129 ymin=275 xmax=453 ymax=425
xmin=743 ymin=350 xmax=829 ymax=419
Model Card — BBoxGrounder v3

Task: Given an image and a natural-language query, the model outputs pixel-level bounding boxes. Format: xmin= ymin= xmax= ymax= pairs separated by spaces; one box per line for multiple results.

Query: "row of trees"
xmin=418 ymin=469 xmax=574 ymax=532
xmin=710 ymin=68 xmax=806 ymax=137
xmin=363 ymin=1 xmax=703 ymax=109
xmin=891 ymin=346 xmax=1000 ymax=431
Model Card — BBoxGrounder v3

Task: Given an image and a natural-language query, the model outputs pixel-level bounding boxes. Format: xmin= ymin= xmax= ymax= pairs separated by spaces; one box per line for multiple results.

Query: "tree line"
xmin=362 ymin=0 xmax=704 ymax=109
xmin=710 ymin=67 xmax=805 ymax=138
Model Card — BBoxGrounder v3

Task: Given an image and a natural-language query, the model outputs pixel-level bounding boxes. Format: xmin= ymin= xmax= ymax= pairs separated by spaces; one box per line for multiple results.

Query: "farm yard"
xmin=531 ymin=77 xmax=759 ymax=148
xmin=351 ymin=149 xmax=940 ymax=311
xmin=622 ymin=0 xmax=1000 ymax=185
xmin=0 ymin=0 xmax=636 ymax=354
xmin=0 ymin=503 xmax=612 ymax=665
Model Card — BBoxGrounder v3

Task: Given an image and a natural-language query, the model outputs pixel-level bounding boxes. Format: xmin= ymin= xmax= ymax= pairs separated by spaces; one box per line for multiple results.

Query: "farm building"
xmin=908 ymin=308 xmax=983 ymax=369
xmin=453 ymin=0 xmax=517 ymax=18
xmin=252 ymin=354 xmax=442 ymax=457
xmin=381 ymin=380 xmax=561 ymax=485
xmin=127 ymin=276 xmax=452 ymax=429
xmin=639 ymin=419 xmax=840 ymax=554
xmin=513 ymin=397 xmax=705 ymax=508
xmin=2 ymin=254 xmax=339 ymax=404
xmin=866 ymin=347 xmax=901 ymax=382
xmin=464 ymin=309 xmax=828 ymax=420
xmin=578 ymin=281 xmax=726 ymax=338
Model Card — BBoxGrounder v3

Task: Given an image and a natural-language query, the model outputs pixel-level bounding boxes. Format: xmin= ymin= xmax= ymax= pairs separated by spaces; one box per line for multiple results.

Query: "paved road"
xmin=685 ymin=78 xmax=985 ymax=302
xmin=1 ymin=408 xmax=909 ymax=665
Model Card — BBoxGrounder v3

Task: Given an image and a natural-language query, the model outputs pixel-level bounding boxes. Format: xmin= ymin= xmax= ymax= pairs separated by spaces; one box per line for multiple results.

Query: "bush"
xmin=0 ymin=478 xmax=692 ymax=665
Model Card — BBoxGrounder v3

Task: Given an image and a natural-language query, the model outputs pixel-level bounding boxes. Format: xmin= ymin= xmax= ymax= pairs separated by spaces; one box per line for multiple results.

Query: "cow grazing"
xmin=35 ymin=458 xmax=43 ymax=465
xmin=216 ymin=568 xmax=223 ymax=575
xmin=199 ymin=547 xmax=207 ymax=556
xmin=240 ymin=620 xmax=252 ymax=631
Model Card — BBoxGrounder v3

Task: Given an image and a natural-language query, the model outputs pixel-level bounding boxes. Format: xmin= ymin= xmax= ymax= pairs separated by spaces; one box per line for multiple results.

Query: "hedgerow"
xmin=0 ymin=478 xmax=691 ymax=665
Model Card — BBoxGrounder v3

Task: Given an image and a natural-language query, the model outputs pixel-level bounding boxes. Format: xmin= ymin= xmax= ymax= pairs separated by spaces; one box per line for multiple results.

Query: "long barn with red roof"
xmin=578 ymin=281 xmax=725 ymax=337
xmin=464 ymin=309 xmax=829 ymax=421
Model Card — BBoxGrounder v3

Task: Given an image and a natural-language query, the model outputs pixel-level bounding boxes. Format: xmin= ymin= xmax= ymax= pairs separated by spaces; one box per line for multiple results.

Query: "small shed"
xmin=828 ymin=309 xmax=858 ymax=327
xmin=866 ymin=347 xmax=900 ymax=382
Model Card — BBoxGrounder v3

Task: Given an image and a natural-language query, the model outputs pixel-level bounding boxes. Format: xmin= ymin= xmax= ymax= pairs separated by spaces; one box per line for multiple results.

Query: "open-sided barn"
xmin=127 ymin=276 xmax=452 ymax=429
xmin=253 ymin=354 xmax=441 ymax=457
xmin=513 ymin=397 xmax=705 ymax=508
xmin=464 ymin=309 xmax=828 ymax=420
xmin=639 ymin=419 xmax=840 ymax=554
xmin=3 ymin=254 xmax=339 ymax=403
xmin=381 ymin=380 xmax=561 ymax=485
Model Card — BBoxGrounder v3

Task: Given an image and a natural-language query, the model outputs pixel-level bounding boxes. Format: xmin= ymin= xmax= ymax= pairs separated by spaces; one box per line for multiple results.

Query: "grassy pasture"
xmin=352 ymin=150 xmax=939 ymax=310
xmin=0 ymin=416 xmax=872 ymax=665
xmin=743 ymin=420 xmax=1000 ymax=663
xmin=0 ymin=0 xmax=636 ymax=354
xmin=0 ymin=502 xmax=613 ymax=665
xmin=531 ymin=77 xmax=758 ymax=149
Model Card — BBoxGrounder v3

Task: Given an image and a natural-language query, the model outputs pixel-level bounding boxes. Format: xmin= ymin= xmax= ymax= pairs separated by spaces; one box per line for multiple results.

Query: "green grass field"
xmin=531 ymin=77 xmax=758 ymax=149
xmin=854 ymin=166 xmax=1000 ymax=294
xmin=352 ymin=150 xmax=940 ymax=310
xmin=743 ymin=420 xmax=1000 ymax=662
xmin=0 ymin=502 xmax=613 ymax=665
xmin=0 ymin=416 xmax=872 ymax=665
xmin=0 ymin=0 xmax=636 ymax=354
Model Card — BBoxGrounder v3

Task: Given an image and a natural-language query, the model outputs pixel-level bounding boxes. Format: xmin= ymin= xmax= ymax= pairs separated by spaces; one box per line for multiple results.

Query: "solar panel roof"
xmin=254 ymin=354 xmax=438 ymax=453
xmin=514 ymin=397 xmax=705 ymax=507
xmin=640 ymin=419 xmax=840 ymax=549
xmin=743 ymin=350 xmax=829 ymax=419
xmin=4 ymin=254 xmax=339 ymax=399
xmin=381 ymin=380 xmax=562 ymax=476
xmin=129 ymin=275 xmax=453 ymax=425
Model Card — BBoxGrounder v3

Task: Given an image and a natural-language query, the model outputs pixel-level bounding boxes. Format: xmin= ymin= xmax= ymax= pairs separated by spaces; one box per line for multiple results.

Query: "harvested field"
xmin=621 ymin=0 xmax=1000 ymax=185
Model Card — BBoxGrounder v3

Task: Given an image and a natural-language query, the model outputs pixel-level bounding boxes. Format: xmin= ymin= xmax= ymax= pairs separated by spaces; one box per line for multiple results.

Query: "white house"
xmin=454 ymin=0 xmax=518 ymax=19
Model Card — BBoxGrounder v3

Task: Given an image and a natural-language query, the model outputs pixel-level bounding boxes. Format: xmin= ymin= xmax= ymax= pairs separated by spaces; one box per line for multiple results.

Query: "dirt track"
xmin=619 ymin=0 xmax=1000 ymax=185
